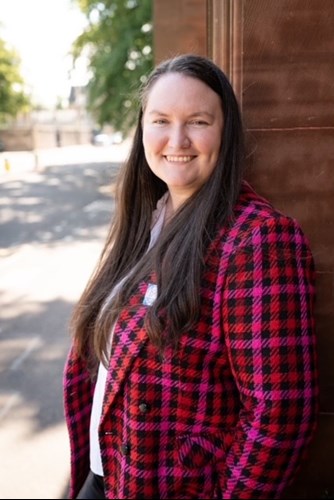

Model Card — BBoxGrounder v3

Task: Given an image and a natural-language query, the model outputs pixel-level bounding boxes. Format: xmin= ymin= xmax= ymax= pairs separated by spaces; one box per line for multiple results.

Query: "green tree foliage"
xmin=73 ymin=0 xmax=153 ymax=134
xmin=0 ymin=38 xmax=31 ymax=124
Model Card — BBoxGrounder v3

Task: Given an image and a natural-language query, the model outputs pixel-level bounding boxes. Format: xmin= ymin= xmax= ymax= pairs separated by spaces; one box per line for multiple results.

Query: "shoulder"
xmin=234 ymin=181 xmax=289 ymax=232
xmin=215 ymin=181 xmax=313 ymax=257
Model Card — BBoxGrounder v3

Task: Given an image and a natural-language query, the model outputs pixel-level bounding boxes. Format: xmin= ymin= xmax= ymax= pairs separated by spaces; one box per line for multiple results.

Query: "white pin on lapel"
xmin=143 ymin=283 xmax=158 ymax=306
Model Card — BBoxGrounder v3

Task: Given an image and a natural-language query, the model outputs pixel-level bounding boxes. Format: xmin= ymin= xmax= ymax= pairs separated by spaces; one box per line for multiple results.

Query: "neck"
xmin=163 ymin=192 xmax=189 ymax=228
xmin=167 ymin=191 xmax=190 ymax=213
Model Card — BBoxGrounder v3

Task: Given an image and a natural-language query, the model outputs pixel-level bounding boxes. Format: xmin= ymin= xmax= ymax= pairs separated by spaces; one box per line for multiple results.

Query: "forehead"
xmin=145 ymin=73 xmax=222 ymax=113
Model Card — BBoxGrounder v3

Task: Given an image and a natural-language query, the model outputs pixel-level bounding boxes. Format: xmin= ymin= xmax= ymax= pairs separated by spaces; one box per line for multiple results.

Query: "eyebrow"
xmin=147 ymin=110 xmax=215 ymax=119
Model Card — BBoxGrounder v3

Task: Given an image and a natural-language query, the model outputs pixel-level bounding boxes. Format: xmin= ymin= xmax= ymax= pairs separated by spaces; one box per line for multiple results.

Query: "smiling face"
xmin=142 ymin=73 xmax=224 ymax=209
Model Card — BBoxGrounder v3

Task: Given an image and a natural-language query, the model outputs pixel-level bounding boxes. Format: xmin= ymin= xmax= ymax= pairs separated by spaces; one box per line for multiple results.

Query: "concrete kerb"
xmin=0 ymin=141 xmax=132 ymax=181
xmin=0 ymin=150 xmax=37 ymax=176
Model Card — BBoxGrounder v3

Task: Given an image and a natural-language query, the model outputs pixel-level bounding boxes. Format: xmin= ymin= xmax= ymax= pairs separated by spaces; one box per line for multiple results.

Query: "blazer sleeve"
xmin=220 ymin=215 xmax=319 ymax=499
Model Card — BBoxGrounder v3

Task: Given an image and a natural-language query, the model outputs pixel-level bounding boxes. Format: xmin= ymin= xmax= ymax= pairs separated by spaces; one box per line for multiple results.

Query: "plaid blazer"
xmin=63 ymin=182 xmax=318 ymax=499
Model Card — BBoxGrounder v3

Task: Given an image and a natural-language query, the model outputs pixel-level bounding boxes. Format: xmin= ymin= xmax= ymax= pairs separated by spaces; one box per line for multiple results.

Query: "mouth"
xmin=164 ymin=155 xmax=195 ymax=163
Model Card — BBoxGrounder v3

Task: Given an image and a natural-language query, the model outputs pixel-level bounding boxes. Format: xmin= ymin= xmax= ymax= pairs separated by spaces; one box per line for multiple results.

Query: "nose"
xmin=168 ymin=125 xmax=190 ymax=149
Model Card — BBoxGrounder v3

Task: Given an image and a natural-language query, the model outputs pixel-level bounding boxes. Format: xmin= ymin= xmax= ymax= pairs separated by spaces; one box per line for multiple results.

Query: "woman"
xmin=63 ymin=54 xmax=319 ymax=499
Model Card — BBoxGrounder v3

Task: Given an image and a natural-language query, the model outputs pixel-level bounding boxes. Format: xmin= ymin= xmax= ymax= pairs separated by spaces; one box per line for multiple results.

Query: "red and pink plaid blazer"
xmin=63 ymin=182 xmax=318 ymax=499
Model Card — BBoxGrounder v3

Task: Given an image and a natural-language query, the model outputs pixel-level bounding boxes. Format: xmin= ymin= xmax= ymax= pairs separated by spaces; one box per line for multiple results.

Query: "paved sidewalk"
xmin=0 ymin=141 xmax=131 ymax=181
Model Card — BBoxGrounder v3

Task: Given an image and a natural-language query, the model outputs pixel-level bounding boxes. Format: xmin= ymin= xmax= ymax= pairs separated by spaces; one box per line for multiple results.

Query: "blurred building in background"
xmin=153 ymin=0 xmax=333 ymax=498
xmin=0 ymin=84 xmax=92 ymax=151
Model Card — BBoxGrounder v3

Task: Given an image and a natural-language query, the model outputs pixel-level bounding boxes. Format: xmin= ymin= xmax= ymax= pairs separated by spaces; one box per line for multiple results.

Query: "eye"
xmin=189 ymin=119 xmax=209 ymax=126
xmin=153 ymin=118 xmax=168 ymax=125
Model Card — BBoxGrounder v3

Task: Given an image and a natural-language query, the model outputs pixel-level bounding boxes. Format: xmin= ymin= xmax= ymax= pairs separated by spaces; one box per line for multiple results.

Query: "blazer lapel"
xmin=101 ymin=298 xmax=151 ymax=414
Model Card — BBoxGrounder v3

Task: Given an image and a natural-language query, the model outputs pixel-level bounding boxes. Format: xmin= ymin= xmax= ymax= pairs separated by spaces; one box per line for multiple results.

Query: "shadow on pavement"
xmin=0 ymin=161 xmax=121 ymax=253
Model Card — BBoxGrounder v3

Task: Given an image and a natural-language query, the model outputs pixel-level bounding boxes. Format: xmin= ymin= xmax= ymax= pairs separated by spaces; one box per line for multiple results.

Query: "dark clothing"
xmin=77 ymin=471 xmax=105 ymax=499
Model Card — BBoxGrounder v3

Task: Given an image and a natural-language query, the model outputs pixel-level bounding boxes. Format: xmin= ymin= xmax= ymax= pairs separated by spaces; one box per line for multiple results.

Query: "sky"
xmin=0 ymin=0 xmax=88 ymax=108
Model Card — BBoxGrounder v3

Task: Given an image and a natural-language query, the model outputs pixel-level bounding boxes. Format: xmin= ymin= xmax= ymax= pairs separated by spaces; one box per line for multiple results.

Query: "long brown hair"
xmin=70 ymin=54 xmax=245 ymax=370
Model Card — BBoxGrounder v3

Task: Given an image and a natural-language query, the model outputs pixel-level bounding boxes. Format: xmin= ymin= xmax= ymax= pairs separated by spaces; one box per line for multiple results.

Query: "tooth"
xmin=166 ymin=156 xmax=192 ymax=162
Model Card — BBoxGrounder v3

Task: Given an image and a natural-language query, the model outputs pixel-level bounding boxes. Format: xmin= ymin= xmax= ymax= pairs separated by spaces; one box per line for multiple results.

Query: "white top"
xmin=90 ymin=193 xmax=168 ymax=475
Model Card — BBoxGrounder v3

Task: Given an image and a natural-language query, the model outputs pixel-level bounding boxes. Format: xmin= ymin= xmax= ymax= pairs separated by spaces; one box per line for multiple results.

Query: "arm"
xmin=221 ymin=215 xmax=319 ymax=499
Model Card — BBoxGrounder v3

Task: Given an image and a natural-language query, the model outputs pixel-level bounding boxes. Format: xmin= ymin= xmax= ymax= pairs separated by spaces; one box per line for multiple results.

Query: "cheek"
xmin=196 ymin=133 xmax=221 ymax=158
xmin=143 ymin=127 xmax=164 ymax=153
xmin=209 ymin=129 xmax=223 ymax=156
xmin=191 ymin=123 xmax=221 ymax=150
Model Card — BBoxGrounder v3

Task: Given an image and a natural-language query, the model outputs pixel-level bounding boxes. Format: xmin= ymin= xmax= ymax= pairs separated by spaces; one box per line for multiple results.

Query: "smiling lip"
xmin=164 ymin=155 xmax=195 ymax=162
